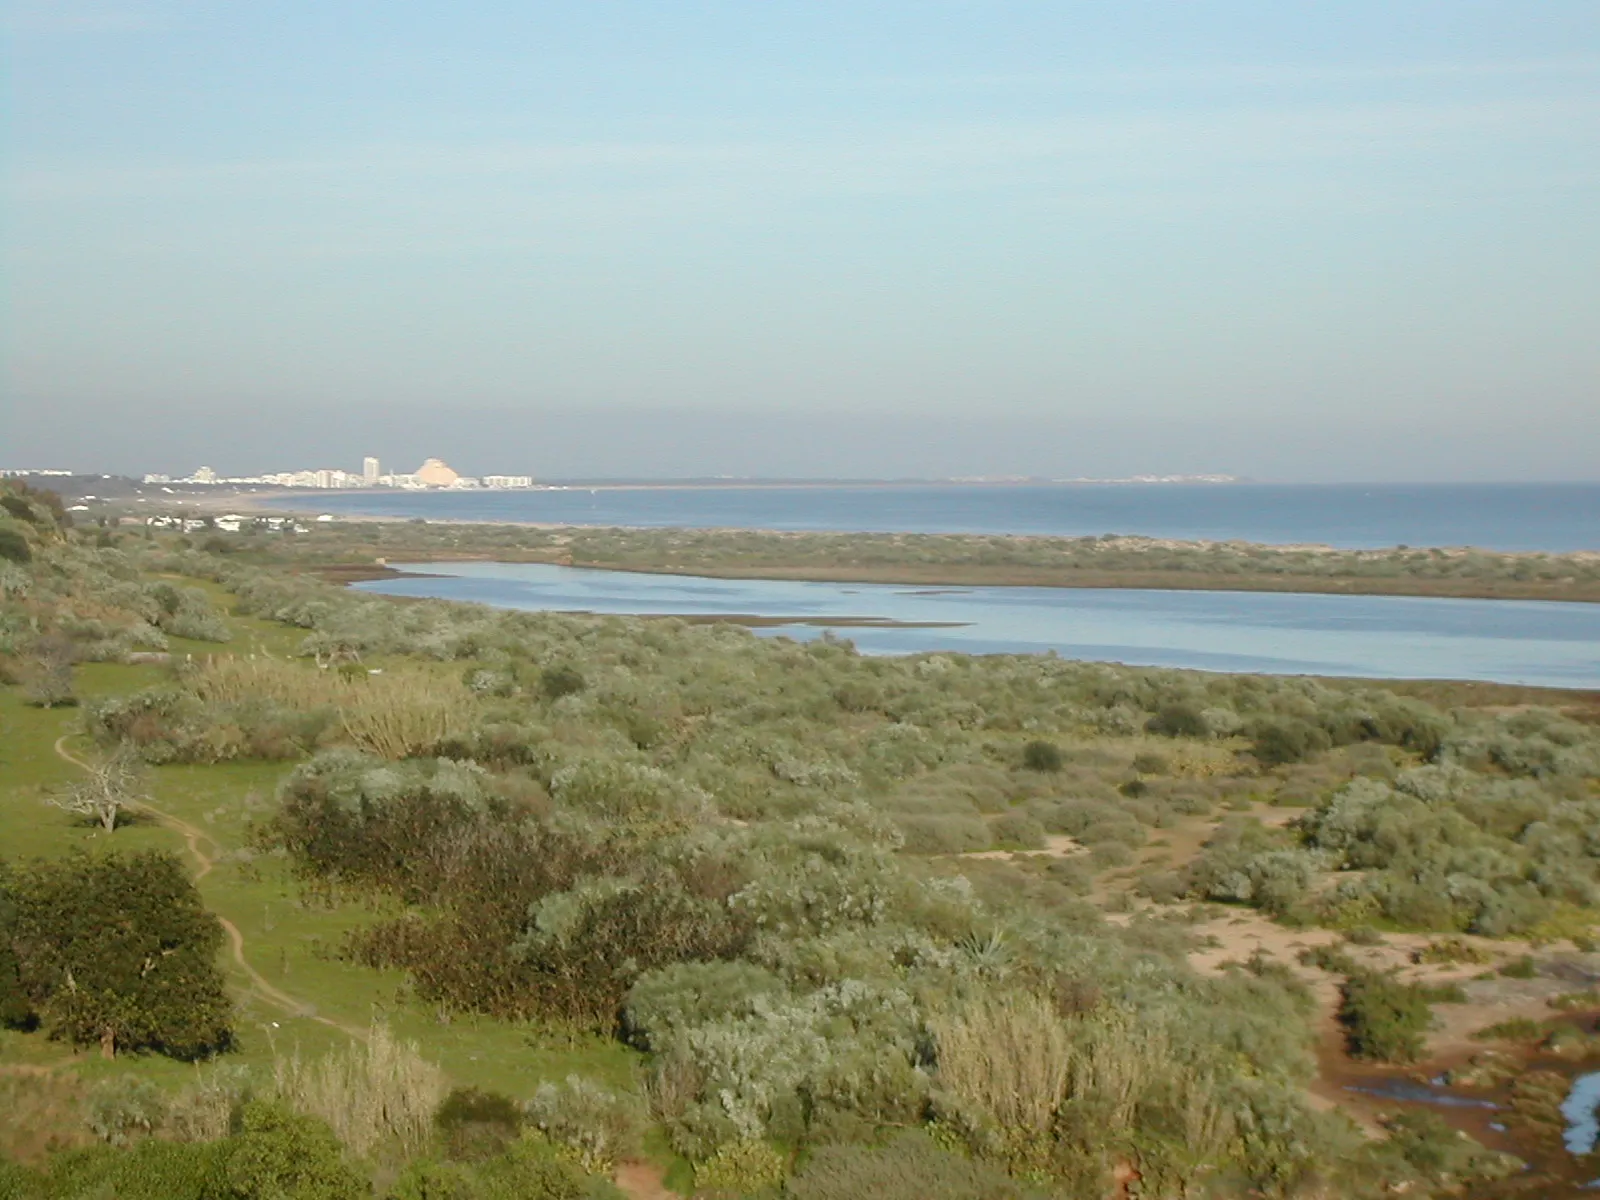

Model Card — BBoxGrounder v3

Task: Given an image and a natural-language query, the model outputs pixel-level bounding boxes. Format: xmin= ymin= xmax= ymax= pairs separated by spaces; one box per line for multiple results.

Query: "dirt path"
xmin=614 ymin=1162 xmax=677 ymax=1199
xmin=53 ymin=735 xmax=364 ymax=1043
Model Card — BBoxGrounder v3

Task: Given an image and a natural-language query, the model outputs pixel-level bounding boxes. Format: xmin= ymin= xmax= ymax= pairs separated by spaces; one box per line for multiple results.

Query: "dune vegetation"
xmin=4 ymin=485 xmax=1600 ymax=1197
xmin=181 ymin=512 xmax=1600 ymax=602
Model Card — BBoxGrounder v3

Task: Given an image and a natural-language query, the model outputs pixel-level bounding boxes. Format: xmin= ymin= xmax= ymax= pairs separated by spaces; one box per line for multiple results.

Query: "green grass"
xmin=0 ymin=596 xmax=640 ymax=1111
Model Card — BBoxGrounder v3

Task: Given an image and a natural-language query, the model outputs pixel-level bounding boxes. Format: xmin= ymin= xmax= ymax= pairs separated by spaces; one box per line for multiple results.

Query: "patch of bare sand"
xmin=1184 ymin=907 xmax=1576 ymax=1129
xmin=957 ymin=834 xmax=1083 ymax=862
xmin=614 ymin=1161 xmax=677 ymax=1199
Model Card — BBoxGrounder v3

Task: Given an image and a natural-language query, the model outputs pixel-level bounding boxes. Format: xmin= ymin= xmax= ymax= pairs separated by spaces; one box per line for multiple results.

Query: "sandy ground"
xmin=614 ymin=1162 xmax=676 ymax=1200
xmin=958 ymin=834 xmax=1084 ymax=861
xmin=1182 ymin=905 xmax=1585 ymax=1130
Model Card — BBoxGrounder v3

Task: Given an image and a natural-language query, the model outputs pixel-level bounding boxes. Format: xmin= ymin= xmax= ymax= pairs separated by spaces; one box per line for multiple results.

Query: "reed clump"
xmin=930 ymin=990 xmax=1071 ymax=1133
xmin=189 ymin=658 xmax=474 ymax=759
xmin=271 ymin=1021 xmax=445 ymax=1160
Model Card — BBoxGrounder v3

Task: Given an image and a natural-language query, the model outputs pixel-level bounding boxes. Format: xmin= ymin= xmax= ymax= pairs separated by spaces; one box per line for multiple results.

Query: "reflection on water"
xmin=1564 ymin=1071 xmax=1600 ymax=1155
xmin=353 ymin=561 xmax=1600 ymax=687
xmin=1345 ymin=1079 xmax=1499 ymax=1109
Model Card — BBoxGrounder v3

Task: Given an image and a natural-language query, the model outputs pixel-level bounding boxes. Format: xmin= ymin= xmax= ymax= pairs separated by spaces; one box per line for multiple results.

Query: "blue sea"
xmin=273 ymin=482 xmax=1599 ymax=551
xmin=357 ymin=562 xmax=1600 ymax=688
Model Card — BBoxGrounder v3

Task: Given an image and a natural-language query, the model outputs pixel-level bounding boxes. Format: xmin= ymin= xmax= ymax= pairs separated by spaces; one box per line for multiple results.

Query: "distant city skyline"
xmin=4 ymin=4 xmax=1598 ymax=482
xmin=140 ymin=455 xmax=538 ymax=491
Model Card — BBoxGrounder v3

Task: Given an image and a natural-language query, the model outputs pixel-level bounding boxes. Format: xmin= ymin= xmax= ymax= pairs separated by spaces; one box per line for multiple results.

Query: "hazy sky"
xmin=4 ymin=2 xmax=1598 ymax=480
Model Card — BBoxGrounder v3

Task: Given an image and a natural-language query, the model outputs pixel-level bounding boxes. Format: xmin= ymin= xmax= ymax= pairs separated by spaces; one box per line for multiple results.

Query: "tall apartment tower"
xmin=362 ymin=456 xmax=380 ymax=485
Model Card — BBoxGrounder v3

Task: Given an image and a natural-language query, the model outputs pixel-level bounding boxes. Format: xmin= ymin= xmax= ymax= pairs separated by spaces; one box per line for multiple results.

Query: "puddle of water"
xmin=1563 ymin=1071 xmax=1600 ymax=1155
xmin=1346 ymin=1079 xmax=1499 ymax=1109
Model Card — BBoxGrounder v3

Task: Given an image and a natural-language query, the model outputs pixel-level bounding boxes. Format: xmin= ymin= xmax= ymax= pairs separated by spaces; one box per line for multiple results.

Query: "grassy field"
xmin=0 ymin=603 xmax=640 ymax=1139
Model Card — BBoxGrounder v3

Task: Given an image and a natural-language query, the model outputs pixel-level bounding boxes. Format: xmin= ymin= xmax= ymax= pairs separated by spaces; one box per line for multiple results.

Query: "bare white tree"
xmin=51 ymin=744 xmax=149 ymax=833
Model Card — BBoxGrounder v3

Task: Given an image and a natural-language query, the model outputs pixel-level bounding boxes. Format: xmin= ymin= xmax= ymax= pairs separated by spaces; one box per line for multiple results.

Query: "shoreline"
xmin=174 ymin=491 xmax=1600 ymax=605
xmin=301 ymin=550 xmax=1600 ymax=605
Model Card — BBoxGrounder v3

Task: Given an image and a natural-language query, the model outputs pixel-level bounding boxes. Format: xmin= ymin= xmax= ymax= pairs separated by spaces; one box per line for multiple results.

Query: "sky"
xmin=3 ymin=1 xmax=1599 ymax=481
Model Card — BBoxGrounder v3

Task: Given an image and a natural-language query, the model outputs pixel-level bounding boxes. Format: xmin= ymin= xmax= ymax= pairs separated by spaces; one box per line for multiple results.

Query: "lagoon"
xmin=354 ymin=561 xmax=1600 ymax=687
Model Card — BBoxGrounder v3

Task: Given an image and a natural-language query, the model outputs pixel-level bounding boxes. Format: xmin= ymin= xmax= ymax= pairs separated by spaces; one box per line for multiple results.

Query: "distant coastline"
xmin=201 ymin=480 xmax=1600 ymax=554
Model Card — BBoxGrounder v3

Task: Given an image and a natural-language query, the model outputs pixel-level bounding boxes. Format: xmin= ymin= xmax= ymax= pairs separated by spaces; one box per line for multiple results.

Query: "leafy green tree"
xmin=0 ymin=862 xmax=33 ymax=1028
xmin=9 ymin=851 xmax=232 ymax=1059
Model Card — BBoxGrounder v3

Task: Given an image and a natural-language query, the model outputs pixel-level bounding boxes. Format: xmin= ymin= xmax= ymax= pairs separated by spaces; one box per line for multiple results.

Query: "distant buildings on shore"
xmin=146 ymin=513 xmax=307 ymax=534
xmin=142 ymin=455 xmax=538 ymax=491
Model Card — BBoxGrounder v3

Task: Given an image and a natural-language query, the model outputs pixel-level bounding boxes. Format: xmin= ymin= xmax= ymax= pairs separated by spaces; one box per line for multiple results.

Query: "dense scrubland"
xmin=188 ymin=513 xmax=1600 ymax=601
xmin=5 ymin=487 xmax=1600 ymax=1198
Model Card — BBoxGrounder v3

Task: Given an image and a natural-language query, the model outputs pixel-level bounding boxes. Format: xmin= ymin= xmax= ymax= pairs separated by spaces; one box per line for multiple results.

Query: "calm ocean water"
xmin=356 ymin=562 xmax=1600 ymax=687
xmin=274 ymin=482 xmax=1599 ymax=551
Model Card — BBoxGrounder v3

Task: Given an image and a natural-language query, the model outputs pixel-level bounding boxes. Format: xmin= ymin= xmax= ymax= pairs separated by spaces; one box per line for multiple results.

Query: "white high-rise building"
xmin=362 ymin=456 xmax=380 ymax=485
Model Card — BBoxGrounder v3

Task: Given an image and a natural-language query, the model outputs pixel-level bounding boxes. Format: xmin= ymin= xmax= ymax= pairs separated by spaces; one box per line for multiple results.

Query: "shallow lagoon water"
xmin=355 ymin=562 xmax=1600 ymax=687
xmin=1564 ymin=1071 xmax=1600 ymax=1156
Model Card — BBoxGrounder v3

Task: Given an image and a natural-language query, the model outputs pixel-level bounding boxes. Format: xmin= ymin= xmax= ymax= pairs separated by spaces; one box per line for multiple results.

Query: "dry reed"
xmin=189 ymin=658 xmax=473 ymax=758
xmin=930 ymin=990 xmax=1071 ymax=1132
xmin=271 ymin=1020 xmax=445 ymax=1159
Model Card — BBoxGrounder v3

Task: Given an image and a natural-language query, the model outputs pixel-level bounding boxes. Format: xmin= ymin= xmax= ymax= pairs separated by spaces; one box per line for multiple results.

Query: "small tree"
xmin=50 ymin=743 xmax=148 ymax=833
xmin=9 ymin=850 xmax=233 ymax=1059
xmin=22 ymin=633 xmax=76 ymax=708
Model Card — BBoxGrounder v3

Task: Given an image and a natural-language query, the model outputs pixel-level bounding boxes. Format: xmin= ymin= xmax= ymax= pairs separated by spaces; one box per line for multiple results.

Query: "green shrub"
xmin=1252 ymin=719 xmax=1331 ymax=766
xmin=1377 ymin=1110 xmax=1517 ymax=1187
xmin=784 ymin=1131 xmax=1023 ymax=1200
xmin=391 ymin=1135 xmax=615 ymax=1200
xmin=1146 ymin=702 xmax=1208 ymax=738
xmin=1297 ymin=945 xmax=1359 ymax=975
xmin=0 ymin=527 xmax=31 ymax=564
xmin=435 ymin=1087 xmax=524 ymax=1162
xmin=220 ymin=1100 xmax=370 ymax=1200
xmin=523 ymin=1077 xmax=643 ymax=1173
xmin=693 ymin=1140 xmax=786 ymax=1196
xmin=1339 ymin=972 xmax=1433 ymax=1063
xmin=1498 ymin=955 xmax=1537 ymax=979
xmin=988 ymin=811 xmax=1045 ymax=849
xmin=894 ymin=814 xmax=992 ymax=855
xmin=85 ymin=1077 xmax=169 ymax=1146
xmin=1020 ymin=740 xmax=1062 ymax=773
xmin=540 ymin=665 xmax=586 ymax=700
xmin=38 ymin=1139 xmax=225 ymax=1200
xmin=1130 ymin=751 xmax=1170 ymax=774
xmin=1412 ymin=938 xmax=1489 ymax=966
xmin=624 ymin=961 xmax=788 ymax=1053
xmin=1135 ymin=871 xmax=1187 ymax=904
